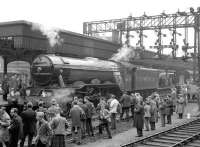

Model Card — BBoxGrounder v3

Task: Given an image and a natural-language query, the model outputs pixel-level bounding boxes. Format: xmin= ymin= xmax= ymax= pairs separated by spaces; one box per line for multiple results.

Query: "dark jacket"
xmin=21 ymin=108 xmax=37 ymax=134
xmin=120 ymin=94 xmax=131 ymax=108
xmin=159 ymin=101 xmax=167 ymax=115
xmin=9 ymin=115 xmax=23 ymax=140
xmin=78 ymin=102 xmax=88 ymax=120
xmin=85 ymin=101 xmax=95 ymax=118
xmin=70 ymin=105 xmax=83 ymax=127
xmin=134 ymin=104 xmax=144 ymax=129
xmin=130 ymin=95 xmax=136 ymax=107
xmin=2 ymin=77 xmax=9 ymax=94
xmin=165 ymin=99 xmax=173 ymax=115
xmin=19 ymin=87 xmax=26 ymax=98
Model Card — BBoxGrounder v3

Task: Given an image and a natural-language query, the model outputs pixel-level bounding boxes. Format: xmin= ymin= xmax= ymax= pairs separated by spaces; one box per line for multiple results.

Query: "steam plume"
xmin=110 ymin=46 xmax=135 ymax=62
xmin=52 ymin=88 xmax=75 ymax=104
xmin=29 ymin=22 xmax=63 ymax=47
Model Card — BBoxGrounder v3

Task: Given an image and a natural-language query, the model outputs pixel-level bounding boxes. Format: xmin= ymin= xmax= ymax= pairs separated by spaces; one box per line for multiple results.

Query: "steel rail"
xmin=169 ymin=132 xmax=200 ymax=147
xmin=121 ymin=117 xmax=200 ymax=147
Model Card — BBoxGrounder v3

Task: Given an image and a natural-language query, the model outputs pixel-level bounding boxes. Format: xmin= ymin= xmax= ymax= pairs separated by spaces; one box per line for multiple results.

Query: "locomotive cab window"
xmin=32 ymin=56 xmax=51 ymax=66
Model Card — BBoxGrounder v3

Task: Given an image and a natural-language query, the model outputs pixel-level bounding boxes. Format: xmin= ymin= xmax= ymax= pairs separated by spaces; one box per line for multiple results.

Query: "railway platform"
xmin=76 ymin=103 xmax=200 ymax=147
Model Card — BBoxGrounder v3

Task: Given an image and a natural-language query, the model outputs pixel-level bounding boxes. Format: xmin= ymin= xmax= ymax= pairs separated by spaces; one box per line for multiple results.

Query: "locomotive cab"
xmin=31 ymin=55 xmax=69 ymax=87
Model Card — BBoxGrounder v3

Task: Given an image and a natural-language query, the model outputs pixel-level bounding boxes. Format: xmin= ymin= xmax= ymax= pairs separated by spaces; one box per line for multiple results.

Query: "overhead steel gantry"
xmin=83 ymin=13 xmax=195 ymax=33
xmin=83 ymin=8 xmax=200 ymax=81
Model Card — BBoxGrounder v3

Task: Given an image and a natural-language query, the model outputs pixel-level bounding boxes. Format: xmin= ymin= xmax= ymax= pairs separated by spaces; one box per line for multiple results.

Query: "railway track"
xmin=121 ymin=118 xmax=200 ymax=147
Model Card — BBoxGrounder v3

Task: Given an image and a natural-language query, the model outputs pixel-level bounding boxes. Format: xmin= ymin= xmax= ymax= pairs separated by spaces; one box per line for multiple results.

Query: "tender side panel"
xmin=135 ymin=68 xmax=159 ymax=90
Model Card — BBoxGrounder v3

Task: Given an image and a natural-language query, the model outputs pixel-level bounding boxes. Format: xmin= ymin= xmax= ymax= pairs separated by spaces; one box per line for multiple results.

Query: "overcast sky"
xmin=0 ymin=0 xmax=200 ymax=57
xmin=0 ymin=0 xmax=200 ymax=33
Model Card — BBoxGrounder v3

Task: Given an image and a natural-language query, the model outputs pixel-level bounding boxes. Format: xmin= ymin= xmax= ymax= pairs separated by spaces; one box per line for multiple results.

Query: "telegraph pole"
xmin=198 ymin=12 xmax=200 ymax=83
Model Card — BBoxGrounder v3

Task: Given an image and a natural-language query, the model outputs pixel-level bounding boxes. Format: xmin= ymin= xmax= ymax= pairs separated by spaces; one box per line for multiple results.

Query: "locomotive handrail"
xmin=71 ymin=83 xmax=119 ymax=89
xmin=32 ymin=73 xmax=53 ymax=75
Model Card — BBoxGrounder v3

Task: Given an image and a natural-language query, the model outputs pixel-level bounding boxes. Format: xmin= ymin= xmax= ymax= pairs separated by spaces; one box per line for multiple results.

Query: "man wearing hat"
xmin=20 ymin=101 xmax=37 ymax=147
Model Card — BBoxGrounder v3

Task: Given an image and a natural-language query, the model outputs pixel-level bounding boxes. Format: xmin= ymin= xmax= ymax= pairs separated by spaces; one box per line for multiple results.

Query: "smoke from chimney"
xmin=110 ymin=46 xmax=135 ymax=62
xmin=29 ymin=22 xmax=64 ymax=47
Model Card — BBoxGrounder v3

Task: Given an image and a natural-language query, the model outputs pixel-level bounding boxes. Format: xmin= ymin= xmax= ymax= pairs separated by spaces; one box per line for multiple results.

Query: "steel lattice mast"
xmin=83 ymin=8 xmax=200 ymax=82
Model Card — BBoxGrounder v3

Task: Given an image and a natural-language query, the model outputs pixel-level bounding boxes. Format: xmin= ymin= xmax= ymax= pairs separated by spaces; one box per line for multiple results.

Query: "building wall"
xmin=0 ymin=21 xmax=121 ymax=60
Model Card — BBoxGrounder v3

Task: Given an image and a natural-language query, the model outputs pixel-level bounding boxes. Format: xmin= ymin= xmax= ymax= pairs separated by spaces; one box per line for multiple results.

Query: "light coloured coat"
xmin=176 ymin=97 xmax=185 ymax=114
xmin=0 ymin=111 xmax=11 ymax=143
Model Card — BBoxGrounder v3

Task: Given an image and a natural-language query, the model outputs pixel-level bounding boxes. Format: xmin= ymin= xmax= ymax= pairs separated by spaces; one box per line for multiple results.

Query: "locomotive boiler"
xmin=31 ymin=54 xmax=126 ymax=88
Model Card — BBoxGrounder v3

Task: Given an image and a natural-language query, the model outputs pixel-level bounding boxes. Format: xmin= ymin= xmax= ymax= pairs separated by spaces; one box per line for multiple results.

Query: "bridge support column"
xmin=3 ymin=56 xmax=7 ymax=75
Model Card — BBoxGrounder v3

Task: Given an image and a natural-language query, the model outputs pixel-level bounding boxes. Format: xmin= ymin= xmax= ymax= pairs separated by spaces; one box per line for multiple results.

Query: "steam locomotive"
xmin=20 ymin=54 xmax=175 ymax=108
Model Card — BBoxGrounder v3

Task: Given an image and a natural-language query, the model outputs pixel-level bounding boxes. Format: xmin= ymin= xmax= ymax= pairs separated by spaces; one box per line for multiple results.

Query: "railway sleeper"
xmin=152 ymin=138 xmax=178 ymax=144
xmin=183 ymin=125 xmax=200 ymax=129
xmin=170 ymin=132 xmax=194 ymax=136
xmin=159 ymin=136 xmax=183 ymax=141
xmin=135 ymin=145 xmax=156 ymax=147
xmin=142 ymin=141 xmax=172 ymax=147
xmin=187 ymin=142 xmax=200 ymax=147
xmin=179 ymin=127 xmax=200 ymax=131
xmin=164 ymin=134 xmax=188 ymax=139
xmin=175 ymin=130 xmax=200 ymax=134
xmin=178 ymin=129 xmax=200 ymax=132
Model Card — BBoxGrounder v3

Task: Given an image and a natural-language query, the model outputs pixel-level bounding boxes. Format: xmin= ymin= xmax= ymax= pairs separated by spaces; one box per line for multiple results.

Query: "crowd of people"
xmin=1 ymin=74 xmax=26 ymax=102
xmin=0 ymin=86 xmax=187 ymax=147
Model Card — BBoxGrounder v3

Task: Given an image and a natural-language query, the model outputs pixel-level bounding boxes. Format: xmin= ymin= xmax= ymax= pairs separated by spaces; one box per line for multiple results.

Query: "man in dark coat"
xmin=20 ymin=102 xmax=37 ymax=147
xmin=84 ymin=96 xmax=95 ymax=136
xmin=8 ymin=108 xmax=23 ymax=147
xmin=130 ymin=93 xmax=136 ymax=120
xmin=159 ymin=98 xmax=167 ymax=127
xmin=19 ymin=84 xmax=26 ymax=99
xmin=120 ymin=92 xmax=131 ymax=121
xmin=165 ymin=96 xmax=173 ymax=124
xmin=2 ymin=74 xmax=9 ymax=101
xmin=134 ymin=100 xmax=144 ymax=137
